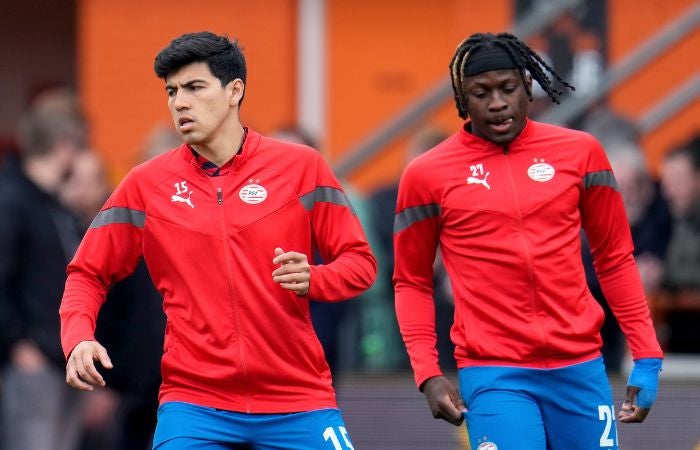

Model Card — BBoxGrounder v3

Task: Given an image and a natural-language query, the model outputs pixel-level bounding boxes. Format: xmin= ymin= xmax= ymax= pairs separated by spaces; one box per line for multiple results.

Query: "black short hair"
xmin=154 ymin=31 xmax=246 ymax=91
xmin=449 ymin=32 xmax=575 ymax=119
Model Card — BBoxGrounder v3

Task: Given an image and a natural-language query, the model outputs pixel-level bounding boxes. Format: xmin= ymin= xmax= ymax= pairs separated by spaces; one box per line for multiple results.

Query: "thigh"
xmin=153 ymin=402 xmax=249 ymax=449
xmin=538 ymin=358 xmax=618 ymax=450
xmin=154 ymin=437 xmax=234 ymax=450
xmin=252 ymin=408 xmax=353 ymax=450
xmin=459 ymin=368 xmax=546 ymax=450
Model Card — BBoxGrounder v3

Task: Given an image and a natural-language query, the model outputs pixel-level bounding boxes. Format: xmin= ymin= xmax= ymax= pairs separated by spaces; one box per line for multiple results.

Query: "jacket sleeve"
xmin=393 ymin=160 xmax=443 ymax=388
xmin=0 ymin=197 xmax=26 ymax=351
xmin=579 ymin=136 xmax=663 ymax=360
xmin=305 ymin=154 xmax=377 ymax=302
xmin=59 ymin=170 xmax=146 ymax=359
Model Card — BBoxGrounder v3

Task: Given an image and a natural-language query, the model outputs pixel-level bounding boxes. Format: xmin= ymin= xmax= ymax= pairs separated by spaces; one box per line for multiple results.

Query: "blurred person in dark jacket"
xmin=581 ymin=139 xmax=671 ymax=372
xmin=369 ymin=127 xmax=453 ymax=371
xmin=0 ymin=89 xmax=85 ymax=450
xmin=63 ymin=146 xmax=167 ymax=450
xmin=659 ymin=134 xmax=700 ymax=352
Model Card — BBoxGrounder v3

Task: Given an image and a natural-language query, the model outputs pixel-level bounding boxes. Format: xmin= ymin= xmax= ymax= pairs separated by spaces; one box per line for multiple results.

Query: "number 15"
xmin=323 ymin=426 xmax=353 ymax=450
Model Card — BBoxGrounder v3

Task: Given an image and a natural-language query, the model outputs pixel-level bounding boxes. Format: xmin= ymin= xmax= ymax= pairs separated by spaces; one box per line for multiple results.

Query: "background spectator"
xmin=658 ymin=134 xmax=700 ymax=353
xmin=0 ymin=87 xmax=86 ymax=450
xmin=581 ymin=139 xmax=671 ymax=372
xmin=369 ymin=127 xmax=453 ymax=371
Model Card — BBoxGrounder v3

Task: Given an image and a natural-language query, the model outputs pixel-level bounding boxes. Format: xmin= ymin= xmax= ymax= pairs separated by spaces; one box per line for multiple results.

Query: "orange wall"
xmin=326 ymin=0 xmax=511 ymax=192
xmin=608 ymin=0 xmax=700 ymax=175
xmin=78 ymin=0 xmax=698 ymax=189
xmin=77 ymin=0 xmax=297 ymax=184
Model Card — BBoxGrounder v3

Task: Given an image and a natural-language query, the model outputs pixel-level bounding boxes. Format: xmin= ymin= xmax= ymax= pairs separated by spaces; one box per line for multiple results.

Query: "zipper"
xmin=502 ymin=147 xmax=547 ymax=348
xmin=216 ymin=184 xmax=251 ymax=412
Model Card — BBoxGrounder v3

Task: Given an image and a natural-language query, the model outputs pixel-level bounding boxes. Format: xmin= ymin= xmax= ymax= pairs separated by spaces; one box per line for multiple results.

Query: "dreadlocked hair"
xmin=449 ymin=32 xmax=575 ymax=119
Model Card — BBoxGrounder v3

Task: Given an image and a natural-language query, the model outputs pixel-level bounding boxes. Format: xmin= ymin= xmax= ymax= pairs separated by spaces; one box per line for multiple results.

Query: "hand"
xmin=618 ymin=358 xmax=662 ymax=423
xmin=421 ymin=375 xmax=467 ymax=426
xmin=272 ymin=247 xmax=310 ymax=296
xmin=65 ymin=340 xmax=113 ymax=391
xmin=81 ymin=388 xmax=119 ymax=429
xmin=11 ymin=340 xmax=47 ymax=373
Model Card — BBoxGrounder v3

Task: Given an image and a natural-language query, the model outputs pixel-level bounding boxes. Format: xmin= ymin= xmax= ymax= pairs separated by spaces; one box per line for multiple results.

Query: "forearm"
xmin=395 ymin=285 xmax=443 ymax=388
xmin=307 ymin=247 xmax=377 ymax=301
xmin=597 ymin=254 xmax=663 ymax=359
xmin=60 ymin=270 xmax=108 ymax=359
xmin=0 ymin=291 xmax=26 ymax=348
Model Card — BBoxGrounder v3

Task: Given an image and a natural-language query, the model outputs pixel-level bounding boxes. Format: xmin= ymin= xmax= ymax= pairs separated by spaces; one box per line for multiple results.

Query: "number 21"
xmin=598 ymin=404 xmax=616 ymax=447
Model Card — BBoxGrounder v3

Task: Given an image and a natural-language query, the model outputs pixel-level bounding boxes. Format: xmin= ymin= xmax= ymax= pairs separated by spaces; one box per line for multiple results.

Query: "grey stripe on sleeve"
xmin=394 ymin=203 xmax=441 ymax=233
xmin=89 ymin=207 xmax=146 ymax=229
xmin=300 ymin=186 xmax=356 ymax=215
xmin=583 ymin=170 xmax=619 ymax=192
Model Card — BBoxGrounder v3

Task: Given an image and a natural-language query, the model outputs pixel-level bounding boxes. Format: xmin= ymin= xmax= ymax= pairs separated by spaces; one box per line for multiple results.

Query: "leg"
xmin=154 ymin=437 xmax=233 ymax=450
xmin=2 ymin=363 xmax=83 ymax=450
xmin=116 ymin=392 xmax=158 ymax=450
xmin=537 ymin=358 xmax=618 ymax=450
xmin=152 ymin=402 xmax=249 ymax=449
xmin=459 ymin=367 xmax=547 ymax=450
xmin=251 ymin=408 xmax=354 ymax=450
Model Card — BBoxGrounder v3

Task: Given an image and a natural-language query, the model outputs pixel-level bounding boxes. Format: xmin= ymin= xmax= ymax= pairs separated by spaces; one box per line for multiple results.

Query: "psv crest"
xmin=239 ymin=179 xmax=267 ymax=204
xmin=528 ymin=158 xmax=555 ymax=182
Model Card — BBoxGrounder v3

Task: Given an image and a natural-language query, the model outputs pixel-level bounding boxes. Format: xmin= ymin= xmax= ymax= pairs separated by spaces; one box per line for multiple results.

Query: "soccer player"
xmin=60 ymin=31 xmax=376 ymax=449
xmin=393 ymin=32 xmax=663 ymax=450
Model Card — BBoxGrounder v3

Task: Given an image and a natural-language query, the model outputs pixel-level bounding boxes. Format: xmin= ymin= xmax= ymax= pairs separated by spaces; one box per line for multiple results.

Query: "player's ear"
xmin=228 ymin=79 xmax=245 ymax=107
xmin=525 ymin=73 xmax=533 ymax=98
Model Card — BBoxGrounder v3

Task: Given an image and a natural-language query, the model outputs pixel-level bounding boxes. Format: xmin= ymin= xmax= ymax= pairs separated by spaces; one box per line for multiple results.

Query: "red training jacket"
xmin=60 ymin=129 xmax=376 ymax=412
xmin=394 ymin=120 xmax=663 ymax=388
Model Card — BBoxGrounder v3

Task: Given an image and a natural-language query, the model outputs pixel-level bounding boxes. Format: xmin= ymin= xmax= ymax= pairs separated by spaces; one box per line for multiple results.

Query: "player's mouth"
xmin=488 ymin=117 xmax=513 ymax=134
xmin=178 ymin=117 xmax=195 ymax=132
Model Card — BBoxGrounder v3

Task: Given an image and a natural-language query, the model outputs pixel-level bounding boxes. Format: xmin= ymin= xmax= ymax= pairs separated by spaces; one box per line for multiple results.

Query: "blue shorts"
xmin=152 ymin=402 xmax=353 ymax=450
xmin=459 ymin=357 xmax=618 ymax=450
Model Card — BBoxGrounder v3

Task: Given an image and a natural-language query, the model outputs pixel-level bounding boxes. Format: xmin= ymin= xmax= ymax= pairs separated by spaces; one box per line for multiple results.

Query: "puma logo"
xmin=171 ymin=191 xmax=194 ymax=208
xmin=467 ymin=172 xmax=491 ymax=190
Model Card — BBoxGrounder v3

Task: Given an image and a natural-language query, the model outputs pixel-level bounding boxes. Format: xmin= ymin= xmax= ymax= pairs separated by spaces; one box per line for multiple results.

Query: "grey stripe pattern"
xmin=300 ymin=186 xmax=356 ymax=216
xmin=583 ymin=170 xmax=619 ymax=191
xmin=89 ymin=207 xmax=146 ymax=229
xmin=394 ymin=203 xmax=441 ymax=233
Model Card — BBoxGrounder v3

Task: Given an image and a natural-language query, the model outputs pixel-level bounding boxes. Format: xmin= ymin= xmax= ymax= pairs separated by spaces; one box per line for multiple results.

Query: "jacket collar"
xmin=458 ymin=118 xmax=535 ymax=152
xmin=178 ymin=127 xmax=261 ymax=166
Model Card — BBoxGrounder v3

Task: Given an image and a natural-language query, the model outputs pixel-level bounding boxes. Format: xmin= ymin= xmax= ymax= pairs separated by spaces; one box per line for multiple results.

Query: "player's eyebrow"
xmin=165 ymin=79 xmax=208 ymax=91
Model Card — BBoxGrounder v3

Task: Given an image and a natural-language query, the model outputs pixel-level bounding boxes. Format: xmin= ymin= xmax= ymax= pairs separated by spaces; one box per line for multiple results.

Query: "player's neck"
xmin=192 ymin=120 xmax=245 ymax=167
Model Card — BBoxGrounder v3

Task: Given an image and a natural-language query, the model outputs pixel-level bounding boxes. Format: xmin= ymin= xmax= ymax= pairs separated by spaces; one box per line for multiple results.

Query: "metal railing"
xmin=334 ymin=1 xmax=700 ymax=178
xmin=638 ymin=72 xmax=700 ymax=133
xmin=538 ymin=2 xmax=700 ymax=126
xmin=333 ymin=0 xmax=585 ymax=178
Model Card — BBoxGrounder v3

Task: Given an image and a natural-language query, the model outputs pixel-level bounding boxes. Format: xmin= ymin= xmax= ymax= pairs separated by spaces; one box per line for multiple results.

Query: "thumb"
xmin=274 ymin=247 xmax=284 ymax=257
xmin=454 ymin=395 xmax=467 ymax=413
xmin=96 ymin=347 xmax=113 ymax=369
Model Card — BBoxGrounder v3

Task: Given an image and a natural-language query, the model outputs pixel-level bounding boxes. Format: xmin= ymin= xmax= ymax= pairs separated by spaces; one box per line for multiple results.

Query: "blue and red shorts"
xmin=459 ymin=357 xmax=618 ymax=450
xmin=153 ymin=402 xmax=353 ymax=450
